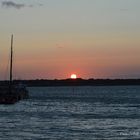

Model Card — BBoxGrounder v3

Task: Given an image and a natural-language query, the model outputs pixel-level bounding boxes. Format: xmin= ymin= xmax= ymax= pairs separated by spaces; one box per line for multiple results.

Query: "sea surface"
xmin=0 ymin=86 xmax=140 ymax=140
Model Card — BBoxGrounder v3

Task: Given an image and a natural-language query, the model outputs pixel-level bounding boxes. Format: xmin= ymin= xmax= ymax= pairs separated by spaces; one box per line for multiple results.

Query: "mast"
xmin=9 ymin=34 xmax=13 ymax=92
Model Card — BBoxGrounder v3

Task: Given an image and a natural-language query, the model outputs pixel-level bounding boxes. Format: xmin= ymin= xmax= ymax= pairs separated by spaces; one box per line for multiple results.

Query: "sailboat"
xmin=0 ymin=35 xmax=29 ymax=104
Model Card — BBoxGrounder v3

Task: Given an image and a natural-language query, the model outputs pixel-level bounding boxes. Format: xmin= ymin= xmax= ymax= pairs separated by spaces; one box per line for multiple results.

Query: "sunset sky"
xmin=0 ymin=0 xmax=140 ymax=80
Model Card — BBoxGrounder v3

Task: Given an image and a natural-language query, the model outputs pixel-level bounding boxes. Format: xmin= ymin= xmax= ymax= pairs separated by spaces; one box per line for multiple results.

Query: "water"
xmin=0 ymin=86 xmax=140 ymax=140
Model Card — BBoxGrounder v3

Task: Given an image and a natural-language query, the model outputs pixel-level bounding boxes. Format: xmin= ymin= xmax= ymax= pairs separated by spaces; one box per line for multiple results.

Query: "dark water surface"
xmin=0 ymin=86 xmax=140 ymax=140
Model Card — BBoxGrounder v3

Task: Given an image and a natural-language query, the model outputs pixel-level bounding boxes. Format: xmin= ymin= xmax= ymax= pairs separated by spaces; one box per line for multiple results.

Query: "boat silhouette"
xmin=0 ymin=35 xmax=29 ymax=104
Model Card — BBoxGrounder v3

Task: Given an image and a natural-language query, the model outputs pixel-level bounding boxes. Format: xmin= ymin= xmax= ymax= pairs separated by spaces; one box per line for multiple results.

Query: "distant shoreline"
xmin=1 ymin=79 xmax=140 ymax=87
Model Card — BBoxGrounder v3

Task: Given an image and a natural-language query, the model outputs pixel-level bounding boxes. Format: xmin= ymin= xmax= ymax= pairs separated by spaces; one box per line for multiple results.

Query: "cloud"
xmin=1 ymin=1 xmax=43 ymax=9
xmin=120 ymin=8 xmax=129 ymax=12
xmin=38 ymin=3 xmax=43 ymax=7
xmin=1 ymin=1 xmax=25 ymax=9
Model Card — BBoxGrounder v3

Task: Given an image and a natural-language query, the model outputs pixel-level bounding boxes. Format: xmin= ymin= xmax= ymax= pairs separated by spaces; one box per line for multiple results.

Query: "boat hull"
xmin=0 ymin=87 xmax=29 ymax=104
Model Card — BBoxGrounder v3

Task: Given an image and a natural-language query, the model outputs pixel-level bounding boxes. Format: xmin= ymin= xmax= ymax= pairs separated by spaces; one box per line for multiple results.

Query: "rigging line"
xmin=11 ymin=36 xmax=17 ymax=80
xmin=4 ymin=45 xmax=10 ymax=80
xmin=0 ymin=48 xmax=5 ymax=80
xmin=0 ymin=49 xmax=1 ymax=77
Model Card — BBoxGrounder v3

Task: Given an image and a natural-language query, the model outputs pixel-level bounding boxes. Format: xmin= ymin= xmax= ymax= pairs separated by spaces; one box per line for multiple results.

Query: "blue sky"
xmin=1 ymin=0 xmax=140 ymax=33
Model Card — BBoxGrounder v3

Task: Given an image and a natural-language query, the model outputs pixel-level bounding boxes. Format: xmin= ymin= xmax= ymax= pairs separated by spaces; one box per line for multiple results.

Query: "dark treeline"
xmin=1 ymin=79 xmax=140 ymax=86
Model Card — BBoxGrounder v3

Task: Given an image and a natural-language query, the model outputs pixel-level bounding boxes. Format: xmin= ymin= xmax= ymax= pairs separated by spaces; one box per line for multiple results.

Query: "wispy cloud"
xmin=120 ymin=8 xmax=129 ymax=12
xmin=1 ymin=1 xmax=25 ymax=9
xmin=1 ymin=1 xmax=43 ymax=9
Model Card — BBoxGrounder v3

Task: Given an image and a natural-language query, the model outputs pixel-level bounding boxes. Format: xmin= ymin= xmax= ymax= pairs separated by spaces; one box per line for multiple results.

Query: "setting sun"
xmin=71 ymin=74 xmax=77 ymax=79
